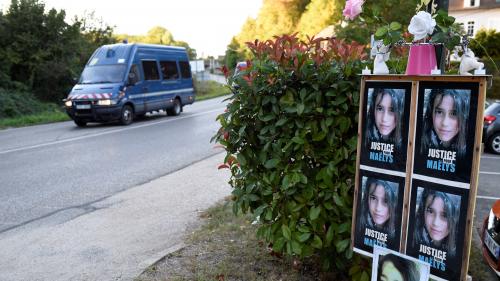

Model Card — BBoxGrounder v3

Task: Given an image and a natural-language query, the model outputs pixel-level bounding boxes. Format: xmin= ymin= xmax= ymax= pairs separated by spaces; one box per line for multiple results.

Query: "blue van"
xmin=64 ymin=43 xmax=195 ymax=127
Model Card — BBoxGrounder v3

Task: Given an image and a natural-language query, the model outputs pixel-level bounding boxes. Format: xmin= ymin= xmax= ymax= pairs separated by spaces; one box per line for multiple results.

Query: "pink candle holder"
xmin=405 ymin=44 xmax=437 ymax=75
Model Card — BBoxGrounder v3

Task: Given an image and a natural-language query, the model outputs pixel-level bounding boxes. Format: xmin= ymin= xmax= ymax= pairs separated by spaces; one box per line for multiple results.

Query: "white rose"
xmin=408 ymin=11 xmax=436 ymax=41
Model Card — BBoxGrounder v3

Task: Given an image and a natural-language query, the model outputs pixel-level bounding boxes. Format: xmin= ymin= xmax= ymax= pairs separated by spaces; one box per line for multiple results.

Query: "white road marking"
xmin=477 ymin=195 xmax=500 ymax=200
xmin=480 ymin=171 xmax=500 ymax=175
xmin=482 ymin=155 xmax=500 ymax=159
xmin=0 ymin=108 xmax=222 ymax=155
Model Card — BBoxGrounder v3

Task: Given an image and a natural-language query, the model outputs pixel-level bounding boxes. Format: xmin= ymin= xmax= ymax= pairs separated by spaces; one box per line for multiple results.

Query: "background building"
xmin=449 ymin=0 xmax=500 ymax=36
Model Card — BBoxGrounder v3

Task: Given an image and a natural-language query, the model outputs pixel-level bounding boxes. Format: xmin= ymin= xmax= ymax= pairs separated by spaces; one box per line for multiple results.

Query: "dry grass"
xmin=136 ymin=199 xmax=324 ymax=281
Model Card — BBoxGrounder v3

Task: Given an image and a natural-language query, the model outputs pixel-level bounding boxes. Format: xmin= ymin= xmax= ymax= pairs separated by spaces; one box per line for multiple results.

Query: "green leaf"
xmin=389 ymin=21 xmax=402 ymax=31
xmin=333 ymin=194 xmax=345 ymax=207
xmin=291 ymin=136 xmax=305 ymax=144
xmin=291 ymin=240 xmax=302 ymax=255
xmin=374 ymin=26 xmax=388 ymax=38
xmin=237 ymin=153 xmax=247 ymax=166
xmin=338 ymin=222 xmax=350 ymax=234
xmin=360 ymin=271 xmax=370 ymax=281
xmin=326 ymin=225 xmax=334 ymax=245
xmin=298 ymin=232 xmax=311 ymax=242
xmin=282 ymin=225 xmax=292 ymax=240
xmin=311 ymin=235 xmax=323 ymax=249
xmin=335 ymin=239 xmax=350 ymax=252
xmin=264 ymin=158 xmax=280 ymax=169
xmin=297 ymin=103 xmax=305 ymax=115
xmin=309 ymin=206 xmax=321 ymax=221
xmin=273 ymin=237 xmax=286 ymax=252
xmin=276 ymin=118 xmax=287 ymax=126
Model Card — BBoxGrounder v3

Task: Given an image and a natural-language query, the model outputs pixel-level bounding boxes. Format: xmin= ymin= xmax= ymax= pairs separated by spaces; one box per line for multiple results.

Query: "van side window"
xmin=128 ymin=64 xmax=140 ymax=84
xmin=179 ymin=61 xmax=192 ymax=79
xmin=160 ymin=61 xmax=179 ymax=80
xmin=142 ymin=60 xmax=159 ymax=80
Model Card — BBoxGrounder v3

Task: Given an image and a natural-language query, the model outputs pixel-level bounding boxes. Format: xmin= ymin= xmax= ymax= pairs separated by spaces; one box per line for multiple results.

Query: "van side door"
xmin=141 ymin=59 xmax=162 ymax=111
xmin=159 ymin=60 xmax=181 ymax=109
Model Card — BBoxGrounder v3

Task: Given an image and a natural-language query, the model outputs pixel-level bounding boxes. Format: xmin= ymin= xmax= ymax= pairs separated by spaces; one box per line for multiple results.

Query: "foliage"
xmin=295 ymin=0 xmax=343 ymax=39
xmin=469 ymin=29 xmax=500 ymax=59
xmin=114 ymin=26 xmax=197 ymax=59
xmin=0 ymin=87 xmax=61 ymax=119
xmin=225 ymin=38 xmax=244 ymax=71
xmin=371 ymin=0 xmax=463 ymax=51
xmin=213 ymin=34 xmax=369 ymax=277
xmin=335 ymin=0 xmax=418 ymax=44
xmin=0 ymin=0 xmax=115 ymax=103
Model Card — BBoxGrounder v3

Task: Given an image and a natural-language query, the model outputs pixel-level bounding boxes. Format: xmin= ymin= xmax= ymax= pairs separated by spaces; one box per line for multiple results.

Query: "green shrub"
xmin=0 ymin=88 xmax=61 ymax=119
xmin=213 ymin=34 xmax=369 ymax=279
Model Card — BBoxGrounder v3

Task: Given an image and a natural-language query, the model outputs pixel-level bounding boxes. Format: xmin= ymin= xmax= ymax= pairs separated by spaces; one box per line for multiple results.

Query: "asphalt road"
xmin=0 ymin=96 xmax=228 ymax=234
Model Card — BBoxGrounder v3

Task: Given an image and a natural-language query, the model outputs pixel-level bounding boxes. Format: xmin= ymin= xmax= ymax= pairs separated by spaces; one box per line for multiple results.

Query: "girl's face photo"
xmin=424 ymin=196 xmax=449 ymax=242
xmin=375 ymin=93 xmax=396 ymax=137
xmin=379 ymin=261 xmax=404 ymax=281
xmin=432 ymin=95 xmax=459 ymax=142
xmin=369 ymin=184 xmax=390 ymax=226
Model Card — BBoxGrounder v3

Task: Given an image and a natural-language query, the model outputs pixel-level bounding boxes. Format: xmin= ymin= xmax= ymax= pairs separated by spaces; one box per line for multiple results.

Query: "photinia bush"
xmin=213 ymin=34 xmax=369 ymax=279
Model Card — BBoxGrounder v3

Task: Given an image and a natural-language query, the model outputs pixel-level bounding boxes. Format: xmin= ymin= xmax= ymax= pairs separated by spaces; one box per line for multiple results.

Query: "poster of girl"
xmin=360 ymin=82 xmax=412 ymax=172
xmin=414 ymin=83 xmax=478 ymax=183
xmin=353 ymin=173 xmax=404 ymax=255
xmin=371 ymin=246 xmax=430 ymax=281
xmin=406 ymin=181 xmax=467 ymax=281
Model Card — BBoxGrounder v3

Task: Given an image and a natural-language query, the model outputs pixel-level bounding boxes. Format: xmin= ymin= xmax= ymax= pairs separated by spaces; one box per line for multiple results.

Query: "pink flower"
xmin=343 ymin=0 xmax=364 ymax=21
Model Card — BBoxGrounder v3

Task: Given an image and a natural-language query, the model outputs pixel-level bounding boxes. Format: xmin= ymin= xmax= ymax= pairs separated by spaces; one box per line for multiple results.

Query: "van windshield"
xmin=79 ymin=65 xmax=127 ymax=84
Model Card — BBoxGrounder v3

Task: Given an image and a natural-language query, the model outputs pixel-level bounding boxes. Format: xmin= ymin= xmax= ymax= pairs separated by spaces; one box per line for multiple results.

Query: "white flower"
xmin=408 ymin=11 xmax=436 ymax=41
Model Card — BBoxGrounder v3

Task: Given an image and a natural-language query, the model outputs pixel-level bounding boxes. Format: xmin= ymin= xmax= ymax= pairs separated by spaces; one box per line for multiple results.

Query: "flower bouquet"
xmin=344 ymin=0 xmax=465 ymax=74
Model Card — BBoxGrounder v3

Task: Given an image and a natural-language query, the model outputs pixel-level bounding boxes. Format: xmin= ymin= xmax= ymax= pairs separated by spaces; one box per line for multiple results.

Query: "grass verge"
xmin=194 ymin=79 xmax=231 ymax=101
xmin=0 ymin=110 xmax=69 ymax=129
xmin=0 ymin=80 xmax=229 ymax=130
xmin=136 ymin=198 xmax=324 ymax=281
xmin=136 ymin=197 xmax=498 ymax=281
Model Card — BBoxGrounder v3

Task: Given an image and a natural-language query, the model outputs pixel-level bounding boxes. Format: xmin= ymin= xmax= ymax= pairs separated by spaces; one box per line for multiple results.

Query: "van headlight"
xmin=65 ymin=100 xmax=72 ymax=107
xmin=97 ymin=99 xmax=113 ymax=106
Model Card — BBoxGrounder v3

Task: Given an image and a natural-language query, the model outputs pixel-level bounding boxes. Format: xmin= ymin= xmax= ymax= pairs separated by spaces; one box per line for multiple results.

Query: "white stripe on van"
xmin=129 ymin=88 xmax=194 ymax=99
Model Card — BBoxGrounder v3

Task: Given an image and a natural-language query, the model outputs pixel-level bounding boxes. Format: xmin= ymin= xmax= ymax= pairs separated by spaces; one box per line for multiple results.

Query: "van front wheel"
xmin=74 ymin=120 xmax=87 ymax=127
xmin=120 ymin=105 xmax=134 ymax=125
xmin=167 ymin=98 xmax=182 ymax=116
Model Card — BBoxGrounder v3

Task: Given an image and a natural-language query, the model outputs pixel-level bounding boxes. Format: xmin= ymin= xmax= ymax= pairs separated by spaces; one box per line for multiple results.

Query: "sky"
xmin=0 ymin=0 xmax=262 ymax=57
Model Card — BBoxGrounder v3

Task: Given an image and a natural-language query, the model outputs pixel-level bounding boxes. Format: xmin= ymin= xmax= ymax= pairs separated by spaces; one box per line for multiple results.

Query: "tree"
xmin=144 ymin=26 xmax=174 ymax=45
xmin=172 ymin=40 xmax=197 ymax=59
xmin=296 ymin=0 xmax=343 ymax=38
xmin=225 ymin=37 xmax=242 ymax=70
xmin=469 ymin=28 xmax=500 ymax=59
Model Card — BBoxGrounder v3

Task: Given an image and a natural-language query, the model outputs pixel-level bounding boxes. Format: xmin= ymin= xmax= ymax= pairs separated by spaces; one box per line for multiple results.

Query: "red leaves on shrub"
xmin=218 ymin=164 xmax=230 ymax=170
xmin=245 ymin=34 xmax=368 ymax=72
xmin=219 ymin=65 xmax=229 ymax=78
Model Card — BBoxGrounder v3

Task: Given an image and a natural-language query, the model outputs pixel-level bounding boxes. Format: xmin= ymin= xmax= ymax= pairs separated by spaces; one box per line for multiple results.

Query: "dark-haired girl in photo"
xmin=377 ymin=253 xmax=420 ymax=281
xmin=366 ymin=88 xmax=405 ymax=151
xmin=357 ymin=178 xmax=398 ymax=242
xmin=413 ymin=189 xmax=459 ymax=258
xmin=421 ymin=89 xmax=469 ymax=158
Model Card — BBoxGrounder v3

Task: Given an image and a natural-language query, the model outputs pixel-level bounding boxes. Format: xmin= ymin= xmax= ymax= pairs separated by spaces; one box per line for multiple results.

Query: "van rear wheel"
xmin=167 ymin=98 xmax=182 ymax=116
xmin=120 ymin=105 xmax=134 ymax=125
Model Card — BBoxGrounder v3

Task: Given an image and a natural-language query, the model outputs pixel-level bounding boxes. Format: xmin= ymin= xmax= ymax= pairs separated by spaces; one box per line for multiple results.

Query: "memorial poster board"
xmin=351 ymin=75 xmax=487 ymax=281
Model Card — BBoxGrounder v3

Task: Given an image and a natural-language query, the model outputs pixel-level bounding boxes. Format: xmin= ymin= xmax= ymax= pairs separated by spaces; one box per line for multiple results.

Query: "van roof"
xmin=87 ymin=43 xmax=188 ymax=66
xmin=103 ymin=42 xmax=186 ymax=51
